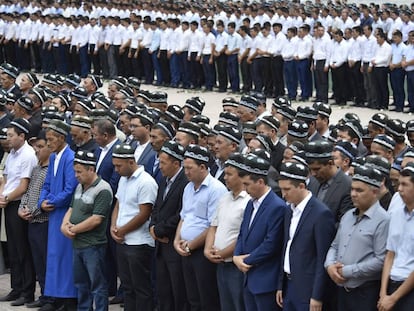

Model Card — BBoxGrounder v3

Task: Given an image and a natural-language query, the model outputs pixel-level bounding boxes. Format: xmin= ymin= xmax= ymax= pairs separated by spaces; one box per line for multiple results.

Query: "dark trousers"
xmin=240 ymin=57 xmax=252 ymax=92
xmin=189 ymin=52 xmax=203 ymax=88
xmin=244 ymin=288 xmax=279 ymax=311
xmin=18 ymin=40 xmax=30 ymax=70
xmin=107 ymin=45 xmax=118 ymax=78
xmin=169 ymin=52 xmax=180 ymax=86
xmin=105 ymin=223 xmax=118 ymax=297
xmin=30 ymin=42 xmax=42 ymax=72
xmin=141 ymin=48 xmax=154 ymax=84
xmin=260 ymin=57 xmax=272 ymax=96
xmin=407 ymin=70 xmax=414 ymax=111
xmin=282 ymin=278 xmax=308 ymax=311
xmin=88 ymin=44 xmax=101 ymax=75
xmin=217 ymin=262 xmax=244 ymax=311
xmin=70 ymin=45 xmax=80 ymax=75
xmin=99 ymin=46 xmax=109 ymax=78
xmin=227 ymin=54 xmax=240 ymax=92
xmin=152 ymin=49 xmax=163 ymax=84
xmin=202 ymin=55 xmax=215 ymax=90
xmin=178 ymin=52 xmax=189 ymax=88
xmin=387 ymin=279 xmax=414 ymax=311
xmin=215 ymin=53 xmax=228 ymax=91
xmin=52 ymin=46 xmax=62 ymax=74
xmin=155 ymin=242 xmax=188 ymax=311
xmin=28 ymin=222 xmax=48 ymax=301
xmin=119 ymin=48 xmax=130 ymax=77
xmin=284 ymin=60 xmax=298 ymax=99
xmin=117 ymin=244 xmax=154 ymax=311
xmin=4 ymin=40 xmax=17 ymax=67
xmin=42 ymin=42 xmax=55 ymax=73
xmin=79 ymin=45 xmax=90 ymax=78
xmin=332 ymin=64 xmax=347 ymax=105
xmin=337 ymin=281 xmax=380 ymax=311
xmin=349 ymin=61 xmax=365 ymax=105
xmin=57 ymin=44 xmax=68 ymax=74
xmin=362 ymin=62 xmax=376 ymax=106
xmin=181 ymin=248 xmax=220 ymax=311
xmin=314 ymin=60 xmax=328 ymax=103
xmin=129 ymin=49 xmax=141 ymax=79
xmin=372 ymin=66 xmax=389 ymax=109
xmin=5 ymin=201 xmax=35 ymax=299
xmin=252 ymin=58 xmax=263 ymax=91
xmin=296 ymin=58 xmax=312 ymax=99
xmin=159 ymin=50 xmax=170 ymax=84
xmin=390 ymin=68 xmax=406 ymax=110
xmin=271 ymin=55 xmax=285 ymax=97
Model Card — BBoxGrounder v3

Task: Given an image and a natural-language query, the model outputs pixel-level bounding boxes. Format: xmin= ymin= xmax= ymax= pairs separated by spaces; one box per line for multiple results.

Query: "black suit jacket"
xmin=271 ymin=141 xmax=285 ymax=171
xmin=150 ymin=169 xmax=188 ymax=253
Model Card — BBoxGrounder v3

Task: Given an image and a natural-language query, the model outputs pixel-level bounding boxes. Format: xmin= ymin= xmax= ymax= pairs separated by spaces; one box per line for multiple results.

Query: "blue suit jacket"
xmin=95 ymin=139 xmax=121 ymax=194
xmin=278 ymin=195 xmax=335 ymax=303
xmin=137 ymin=143 xmax=156 ymax=168
xmin=144 ymin=153 xmax=163 ymax=185
xmin=234 ymin=190 xmax=286 ymax=294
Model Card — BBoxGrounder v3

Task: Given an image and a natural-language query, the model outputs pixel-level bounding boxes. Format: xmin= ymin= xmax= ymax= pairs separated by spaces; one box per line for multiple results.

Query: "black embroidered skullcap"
xmin=165 ymin=105 xmax=184 ymax=123
xmin=238 ymin=95 xmax=258 ymax=112
xmin=351 ymin=156 xmax=366 ymax=168
xmin=123 ymin=104 xmax=140 ymax=117
xmin=26 ymin=72 xmax=39 ymax=85
xmin=280 ymin=161 xmax=309 ymax=182
xmin=137 ymin=90 xmax=150 ymax=102
xmin=296 ymin=106 xmax=318 ymax=121
xmin=41 ymin=105 xmax=59 ymax=117
xmin=9 ymin=118 xmax=31 ymax=134
xmin=277 ymin=104 xmax=296 ymax=121
xmin=288 ymin=119 xmax=309 ymax=138
xmin=77 ymin=98 xmax=95 ymax=112
xmin=292 ymin=151 xmax=309 ymax=167
xmin=112 ymin=143 xmax=135 ymax=159
xmin=218 ymin=126 xmax=242 ymax=144
xmin=65 ymin=74 xmax=81 ymax=87
xmin=305 ymin=140 xmax=334 ymax=160
xmin=313 ymin=102 xmax=332 ymax=118
xmin=372 ymin=134 xmax=395 ymax=151
xmin=222 ymin=97 xmax=238 ymax=108
xmin=386 ymin=119 xmax=406 ymax=138
xmin=287 ymin=141 xmax=304 ymax=153
xmin=253 ymin=134 xmax=273 ymax=153
xmin=74 ymin=150 xmax=97 ymax=166
xmin=160 ymin=140 xmax=185 ymax=161
xmin=5 ymin=92 xmax=17 ymax=104
xmin=87 ymin=74 xmax=103 ymax=88
xmin=191 ymin=114 xmax=210 ymax=125
xmin=1 ymin=62 xmax=19 ymax=79
xmin=57 ymin=93 xmax=70 ymax=109
xmin=273 ymin=96 xmax=291 ymax=110
xmin=111 ymin=76 xmax=127 ymax=89
xmin=225 ymin=152 xmax=245 ymax=170
xmin=340 ymin=112 xmax=360 ymax=125
xmin=406 ymin=120 xmax=414 ymax=133
xmin=135 ymin=109 xmax=156 ymax=126
xmin=334 ymin=140 xmax=358 ymax=160
xmin=352 ymin=165 xmax=383 ymax=188
xmin=249 ymin=91 xmax=266 ymax=104
xmin=198 ymin=123 xmax=212 ymax=137
xmin=184 ymin=144 xmax=210 ymax=163
xmin=184 ymin=98 xmax=204 ymax=114
xmin=93 ymin=95 xmax=110 ymax=109
xmin=42 ymin=87 xmax=57 ymax=100
xmin=106 ymin=109 xmax=119 ymax=124
xmin=365 ymin=155 xmax=391 ymax=176
xmin=89 ymin=108 xmax=107 ymax=121
xmin=47 ymin=120 xmax=70 ymax=137
xmin=242 ymin=121 xmax=257 ymax=135
xmin=71 ymin=115 xmax=93 ymax=130
xmin=155 ymin=120 xmax=175 ymax=139
xmin=369 ymin=112 xmax=389 ymax=129
xmin=71 ymin=86 xmax=88 ymax=99
xmin=0 ymin=93 xmax=7 ymax=106
xmin=177 ymin=122 xmax=200 ymax=137
xmin=0 ymin=127 xmax=7 ymax=139
xmin=250 ymin=148 xmax=271 ymax=162
xmin=150 ymin=91 xmax=168 ymax=104
xmin=119 ymin=87 xmax=134 ymax=99
xmin=212 ymin=124 xmax=228 ymax=136
xmin=218 ymin=112 xmax=239 ymax=127
xmin=342 ymin=120 xmax=363 ymax=139
xmin=56 ymin=74 xmax=65 ymax=86
xmin=239 ymin=153 xmax=270 ymax=176
xmin=42 ymin=73 xmax=60 ymax=86
xmin=16 ymin=96 xmax=34 ymax=112
xmin=258 ymin=115 xmax=280 ymax=131
xmin=127 ymin=76 xmax=141 ymax=90
xmin=29 ymin=87 xmax=46 ymax=105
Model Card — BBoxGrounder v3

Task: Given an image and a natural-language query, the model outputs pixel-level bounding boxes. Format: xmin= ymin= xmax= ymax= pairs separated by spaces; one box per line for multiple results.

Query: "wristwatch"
xmin=4 ymin=195 xmax=9 ymax=203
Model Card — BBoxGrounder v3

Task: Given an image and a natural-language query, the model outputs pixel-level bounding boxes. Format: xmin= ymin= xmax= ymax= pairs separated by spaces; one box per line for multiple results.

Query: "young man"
xmin=61 ymin=151 xmax=112 ymax=311
xmin=174 ymin=144 xmax=227 ymax=310
xmin=111 ymin=143 xmax=158 ymax=311
xmin=234 ymin=154 xmax=286 ymax=310
xmin=205 ymin=153 xmax=250 ymax=311
xmin=0 ymin=119 xmax=37 ymax=306
xmin=38 ymin=120 xmax=79 ymax=311
xmin=325 ymin=165 xmax=389 ymax=311
xmin=378 ymin=162 xmax=414 ymax=310
xmin=277 ymin=161 xmax=335 ymax=311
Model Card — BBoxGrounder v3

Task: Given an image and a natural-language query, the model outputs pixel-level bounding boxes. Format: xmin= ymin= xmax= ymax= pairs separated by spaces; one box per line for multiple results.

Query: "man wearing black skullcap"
xmin=277 ymin=161 xmax=335 ymax=311
xmin=325 ymin=165 xmax=389 ymax=311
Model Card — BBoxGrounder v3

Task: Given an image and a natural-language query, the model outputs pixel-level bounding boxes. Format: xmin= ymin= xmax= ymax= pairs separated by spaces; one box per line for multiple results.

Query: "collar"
xmin=101 ymin=138 xmax=117 ymax=151
xmin=167 ymin=167 xmax=182 ymax=184
xmin=55 ymin=143 xmax=68 ymax=159
xmin=291 ymin=191 xmax=312 ymax=213
xmin=11 ymin=140 xmax=28 ymax=155
xmin=232 ymin=190 xmax=248 ymax=201
xmin=256 ymin=187 xmax=271 ymax=206
xmin=353 ymin=200 xmax=380 ymax=219
xmin=129 ymin=165 xmax=145 ymax=180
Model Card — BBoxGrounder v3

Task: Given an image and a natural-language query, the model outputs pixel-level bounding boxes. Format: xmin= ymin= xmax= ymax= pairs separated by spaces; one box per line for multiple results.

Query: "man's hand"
xmin=310 ymin=298 xmax=322 ymax=311
xmin=149 ymin=225 xmax=169 ymax=243
xmin=110 ymin=225 xmax=124 ymax=243
xmin=327 ymin=262 xmax=347 ymax=285
xmin=18 ymin=206 xmax=32 ymax=221
xmin=204 ymin=245 xmax=224 ymax=264
xmin=276 ymin=290 xmax=283 ymax=308
xmin=173 ymin=239 xmax=191 ymax=257
xmin=41 ymin=200 xmax=54 ymax=212
xmin=233 ymin=254 xmax=252 ymax=273
xmin=61 ymin=222 xmax=76 ymax=239
xmin=377 ymin=295 xmax=397 ymax=311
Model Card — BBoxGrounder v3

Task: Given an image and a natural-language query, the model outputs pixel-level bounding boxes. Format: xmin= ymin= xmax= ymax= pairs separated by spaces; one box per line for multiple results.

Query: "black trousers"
xmin=259 ymin=57 xmax=272 ymax=96
xmin=98 ymin=46 xmax=109 ymax=78
xmin=181 ymin=248 xmax=220 ymax=311
xmin=372 ymin=66 xmax=390 ymax=109
xmin=215 ymin=53 xmax=228 ymax=91
xmin=117 ymin=243 xmax=154 ymax=311
xmin=4 ymin=40 xmax=17 ymax=67
xmin=387 ymin=279 xmax=414 ymax=311
xmin=159 ymin=50 xmax=170 ymax=84
xmin=349 ymin=61 xmax=365 ymax=105
xmin=70 ymin=45 xmax=80 ymax=75
xmin=156 ymin=242 xmax=188 ymax=311
xmin=271 ymin=55 xmax=285 ymax=97
xmin=332 ymin=63 xmax=347 ymax=104
xmin=88 ymin=44 xmax=101 ymax=75
xmin=314 ymin=59 xmax=328 ymax=103
xmin=189 ymin=52 xmax=203 ymax=88
xmin=141 ymin=48 xmax=154 ymax=84
xmin=5 ymin=200 xmax=35 ymax=299
xmin=337 ymin=281 xmax=380 ymax=311
xmin=129 ymin=48 xmax=141 ymax=79
xmin=240 ymin=56 xmax=252 ymax=92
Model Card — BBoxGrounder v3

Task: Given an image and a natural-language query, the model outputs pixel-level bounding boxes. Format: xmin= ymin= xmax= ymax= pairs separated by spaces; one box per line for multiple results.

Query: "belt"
xmin=343 ymin=280 xmax=380 ymax=293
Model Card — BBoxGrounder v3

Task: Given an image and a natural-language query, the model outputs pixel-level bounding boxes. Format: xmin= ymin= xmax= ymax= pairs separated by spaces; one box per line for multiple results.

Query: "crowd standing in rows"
xmin=0 ymin=1 xmax=414 ymax=311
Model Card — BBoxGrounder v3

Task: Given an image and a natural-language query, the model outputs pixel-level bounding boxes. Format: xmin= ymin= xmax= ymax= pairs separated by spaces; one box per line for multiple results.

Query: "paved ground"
xmin=0 ymin=84 xmax=413 ymax=311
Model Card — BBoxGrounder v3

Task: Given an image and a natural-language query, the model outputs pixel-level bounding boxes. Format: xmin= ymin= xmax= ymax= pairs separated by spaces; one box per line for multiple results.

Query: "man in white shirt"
xmin=330 ymin=29 xmax=350 ymax=106
xmin=390 ymin=30 xmax=406 ymax=112
xmin=281 ymin=27 xmax=299 ymax=100
xmin=88 ymin=17 xmax=101 ymax=75
xmin=402 ymin=30 xmax=414 ymax=113
xmin=238 ymin=25 xmax=252 ymax=93
xmin=187 ymin=20 xmax=203 ymax=89
xmin=294 ymin=25 xmax=313 ymax=101
xmin=225 ymin=22 xmax=241 ymax=93
xmin=271 ymin=23 xmax=287 ymax=98
xmin=361 ymin=24 xmax=378 ymax=108
xmin=214 ymin=20 xmax=228 ymax=92
xmin=312 ymin=23 xmax=330 ymax=103
xmin=348 ymin=26 xmax=365 ymax=106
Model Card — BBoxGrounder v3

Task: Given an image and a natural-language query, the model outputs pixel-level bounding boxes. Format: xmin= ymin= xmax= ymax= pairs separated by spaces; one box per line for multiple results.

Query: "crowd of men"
xmin=0 ymin=54 xmax=413 ymax=311
xmin=3 ymin=1 xmax=414 ymax=111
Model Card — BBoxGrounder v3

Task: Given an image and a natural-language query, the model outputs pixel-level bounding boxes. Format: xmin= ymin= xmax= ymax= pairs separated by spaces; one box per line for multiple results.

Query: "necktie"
xmin=163 ymin=179 xmax=172 ymax=200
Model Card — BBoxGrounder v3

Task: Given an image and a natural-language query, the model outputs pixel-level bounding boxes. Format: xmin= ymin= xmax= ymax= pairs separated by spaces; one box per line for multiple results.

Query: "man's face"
xmin=224 ymin=166 xmax=242 ymax=192
xmin=159 ymin=152 xmax=177 ymax=178
xmin=174 ymin=131 xmax=192 ymax=148
xmin=130 ymin=118 xmax=148 ymax=142
xmin=112 ymin=158 xmax=133 ymax=177
xmin=370 ymin=142 xmax=391 ymax=159
xmin=45 ymin=130 xmax=64 ymax=153
xmin=279 ymin=179 xmax=303 ymax=205
xmin=308 ymin=161 xmax=331 ymax=183
xmin=6 ymin=128 xmax=23 ymax=150
xmin=0 ymin=74 xmax=13 ymax=89
xmin=119 ymin=115 xmax=131 ymax=135
xmin=242 ymin=175 xmax=262 ymax=199
xmin=74 ymin=163 xmax=92 ymax=185
xmin=82 ymin=78 xmax=95 ymax=94
xmin=33 ymin=139 xmax=51 ymax=163
xmin=183 ymin=158 xmax=202 ymax=183
xmin=70 ymin=126 xmax=86 ymax=146
xmin=215 ymin=135 xmax=235 ymax=162
xmin=73 ymin=104 xmax=87 ymax=117
xmin=107 ymin=84 xmax=118 ymax=100
xmin=398 ymin=175 xmax=414 ymax=206
xmin=150 ymin=128 xmax=168 ymax=152
xmin=91 ymin=126 xmax=106 ymax=147
xmin=256 ymin=123 xmax=274 ymax=138
xmin=351 ymin=180 xmax=376 ymax=210
xmin=332 ymin=151 xmax=348 ymax=171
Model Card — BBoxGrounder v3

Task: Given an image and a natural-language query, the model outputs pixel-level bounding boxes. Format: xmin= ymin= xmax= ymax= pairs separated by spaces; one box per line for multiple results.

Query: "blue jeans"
xmin=390 ymin=68 xmax=406 ymax=110
xmin=227 ymin=54 xmax=240 ymax=92
xmin=296 ymin=58 xmax=312 ymax=99
xmin=73 ymin=245 xmax=108 ymax=311
xmin=284 ymin=60 xmax=298 ymax=99
xmin=407 ymin=70 xmax=414 ymax=110
xmin=151 ymin=50 xmax=163 ymax=84
xmin=170 ymin=53 xmax=181 ymax=86
xmin=202 ymin=55 xmax=215 ymax=90
xmin=217 ymin=263 xmax=244 ymax=311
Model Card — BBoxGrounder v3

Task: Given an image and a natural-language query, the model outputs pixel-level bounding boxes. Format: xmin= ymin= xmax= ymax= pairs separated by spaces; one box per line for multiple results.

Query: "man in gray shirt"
xmin=325 ymin=165 xmax=389 ymax=311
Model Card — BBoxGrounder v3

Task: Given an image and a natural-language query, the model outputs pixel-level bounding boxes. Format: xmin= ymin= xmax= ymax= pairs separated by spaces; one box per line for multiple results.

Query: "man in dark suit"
xmin=92 ymin=119 xmax=121 ymax=300
xmin=130 ymin=110 xmax=156 ymax=168
xmin=233 ymin=154 xmax=286 ymax=311
xmin=305 ymin=140 xmax=354 ymax=225
xmin=149 ymin=141 xmax=188 ymax=311
xmin=277 ymin=161 xmax=335 ymax=311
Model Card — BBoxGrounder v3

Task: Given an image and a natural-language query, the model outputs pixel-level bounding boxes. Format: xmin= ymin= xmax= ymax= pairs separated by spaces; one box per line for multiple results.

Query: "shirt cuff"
xmin=341 ymin=265 xmax=354 ymax=279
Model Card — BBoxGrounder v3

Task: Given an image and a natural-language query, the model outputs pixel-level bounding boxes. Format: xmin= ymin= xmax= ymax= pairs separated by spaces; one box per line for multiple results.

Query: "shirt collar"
xmin=55 ymin=143 xmax=68 ymax=159
xmin=129 ymin=165 xmax=145 ymax=180
xmin=291 ymin=191 xmax=312 ymax=213
xmin=353 ymin=200 xmax=380 ymax=219
xmin=256 ymin=187 xmax=271 ymax=206
xmin=232 ymin=190 xmax=248 ymax=201
xmin=11 ymin=141 xmax=28 ymax=155
xmin=101 ymin=138 xmax=118 ymax=151
xmin=168 ymin=167 xmax=182 ymax=184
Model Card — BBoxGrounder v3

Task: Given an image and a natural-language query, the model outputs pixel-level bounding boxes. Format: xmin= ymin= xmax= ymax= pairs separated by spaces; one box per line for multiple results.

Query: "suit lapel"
xmin=291 ymin=197 xmax=313 ymax=243
xmin=161 ymin=170 xmax=185 ymax=204
xmin=246 ymin=191 xmax=272 ymax=236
